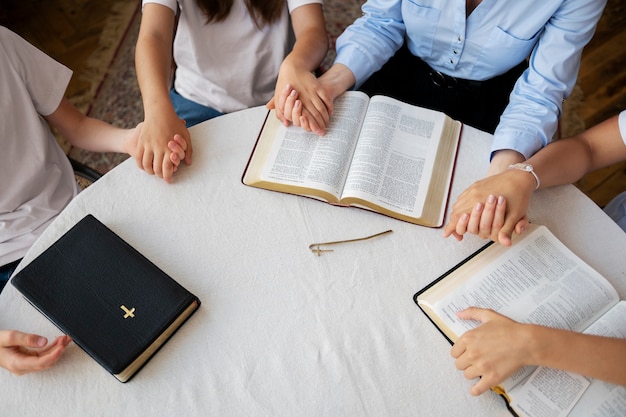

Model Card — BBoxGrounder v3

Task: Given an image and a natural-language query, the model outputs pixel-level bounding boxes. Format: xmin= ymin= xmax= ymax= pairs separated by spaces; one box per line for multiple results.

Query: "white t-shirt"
xmin=0 ymin=27 xmax=77 ymax=267
xmin=143 ymin=0 xmax=322 ymax=113
xmin=619 ymin=110 xmax=626 ymax=145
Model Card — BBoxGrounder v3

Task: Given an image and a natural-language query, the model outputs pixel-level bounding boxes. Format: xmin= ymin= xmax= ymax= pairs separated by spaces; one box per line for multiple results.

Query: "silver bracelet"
xmin=508 ymin=163 xmax=540 ymax=190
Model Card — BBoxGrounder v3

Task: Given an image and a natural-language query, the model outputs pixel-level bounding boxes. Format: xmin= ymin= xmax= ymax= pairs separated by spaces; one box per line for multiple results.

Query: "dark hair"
xmin=195 ymin=0 xmax=285 ymax=28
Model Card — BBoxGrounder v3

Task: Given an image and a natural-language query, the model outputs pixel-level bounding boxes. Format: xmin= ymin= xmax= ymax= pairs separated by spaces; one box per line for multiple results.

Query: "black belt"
xmin=427 ymin=69 xmax=485 ymax=90
xmin=404 ymin=45 xmax=527 ymax=92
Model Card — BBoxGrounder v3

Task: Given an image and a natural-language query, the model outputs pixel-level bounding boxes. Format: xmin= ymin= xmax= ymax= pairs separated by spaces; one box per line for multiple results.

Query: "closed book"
xmin=11 ymin=214 xmax=200 ymax=382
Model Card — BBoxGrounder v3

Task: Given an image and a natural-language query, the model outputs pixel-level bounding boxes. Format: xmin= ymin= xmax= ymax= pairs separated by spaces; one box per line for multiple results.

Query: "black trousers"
xmin=359 ymin=44 xmax=527 ymax=134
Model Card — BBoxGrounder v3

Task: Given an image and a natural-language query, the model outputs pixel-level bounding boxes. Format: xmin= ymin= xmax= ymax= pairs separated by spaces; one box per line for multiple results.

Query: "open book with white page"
xmin=414 ymin=224 xmax=626 ymax=417
xmin=242 ymin=91 xmax=461 ymax=227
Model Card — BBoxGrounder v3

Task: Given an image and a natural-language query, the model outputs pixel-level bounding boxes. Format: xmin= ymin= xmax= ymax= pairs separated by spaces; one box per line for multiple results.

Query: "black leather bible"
xmin=11 ymin=214 xmax=200 ymax=382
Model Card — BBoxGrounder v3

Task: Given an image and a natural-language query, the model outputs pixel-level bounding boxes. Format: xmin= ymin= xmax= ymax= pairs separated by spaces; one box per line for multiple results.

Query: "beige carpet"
xmin=70 ymin=1 xmax=139 ymax=114
xmin=51 ymin=0 xmax=139 ymax=154
xmin=69 ymin=5 xmax=143 ymax=172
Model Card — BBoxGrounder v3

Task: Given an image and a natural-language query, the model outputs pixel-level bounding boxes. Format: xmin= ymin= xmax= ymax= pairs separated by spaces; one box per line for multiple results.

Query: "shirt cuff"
xmin=490 ymin=129 xmax=547 ymax=161
xmin=334 ymin=44 xmax=378 ymax=89
xmin=618 ymin=110 xmax=626 ymax=146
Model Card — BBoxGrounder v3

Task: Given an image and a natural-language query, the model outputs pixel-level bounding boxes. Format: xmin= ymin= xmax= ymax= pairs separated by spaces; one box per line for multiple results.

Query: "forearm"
xmin=45 ymin=98 xmax=133 ymax=154
xmin=136 ymin=40 xmax=175 ymax=119
xmin=67 ymin=120 xmax=134 ymax=154
xmin=135 ymin=5 xmax=176 ymax=119
xmin=526 ymin=115 xmax=625 ymax=189
xmin=524 ymin=140 xmax=591 ymax=188
xmin=530 ymin=325 xmax=626 ymax=386
xmin=284 ymin=27 xmax=327 ymax=74
xmin=490 ymin=140 xmax=592 ymax=187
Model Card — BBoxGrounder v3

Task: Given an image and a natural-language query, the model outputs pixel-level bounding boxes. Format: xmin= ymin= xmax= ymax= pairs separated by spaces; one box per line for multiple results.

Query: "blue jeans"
xmin=0 ymin=259 xmax=21 ymax=293
xmin=170 ymin=89 xmax=223 ymax=127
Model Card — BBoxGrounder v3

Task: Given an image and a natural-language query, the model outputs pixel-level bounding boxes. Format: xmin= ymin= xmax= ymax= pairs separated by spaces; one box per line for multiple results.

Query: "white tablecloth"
xmin=2 ymin=107 xmax=625 ymax=417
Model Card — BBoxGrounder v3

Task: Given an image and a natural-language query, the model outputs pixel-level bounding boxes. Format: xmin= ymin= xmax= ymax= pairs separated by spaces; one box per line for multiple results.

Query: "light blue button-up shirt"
xmin=335 ymin=0 xmax=606 ymax=159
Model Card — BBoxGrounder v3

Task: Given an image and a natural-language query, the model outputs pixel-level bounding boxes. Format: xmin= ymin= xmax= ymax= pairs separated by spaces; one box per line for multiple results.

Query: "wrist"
xmin=280 ymin=54 xmax=313 ymax=74
xmin=526 ymin=324 xmax=561 ymax=368
xmin=144 ymin=101 xmax=177 ymax=122
xmin=488 ymin=150 xmax=525 ymax=176
xmin=508 ymin=163 xmax=541 ymax=190
xmin=320 ymin=64 xmax=355 ymax=99
xmin=122 ymin=126 xmax=139 ymax=156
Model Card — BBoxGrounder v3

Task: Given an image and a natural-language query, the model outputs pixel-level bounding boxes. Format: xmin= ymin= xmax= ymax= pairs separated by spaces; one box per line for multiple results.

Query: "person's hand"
xmin=268 ymin=85 xmax=325 ymax=134
xmin=267 ymin=77 xmax=333 ymax=136
xmin=0 ymin=330 xmax=72 ymax=375
xmin=444 ymin=194 xmax=528 ymax=246
xmin=443 ymin=170 xmax=534 ymax=246
xmin=268 ymin=63 xmax=356 ymax=135
xmin=129 ymin=116 xmax=192 ymax=183
xmin=166 ymin=134 xmax=187 ymax=170
xmin=451 ymin=308 xmax=535 ymax=396
xmin=135 ymin=109 xmax=192 ymax=182
xmin=126 ymin=123 xmax=188 ymax=183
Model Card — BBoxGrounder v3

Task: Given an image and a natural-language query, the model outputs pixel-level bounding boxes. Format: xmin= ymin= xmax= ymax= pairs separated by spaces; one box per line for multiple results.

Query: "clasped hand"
xmin=267 ymin=76 xmax=334 ymax=136
xmin=442 ymin=170 xmax=536 ymax=246
xmin=131 ymin=114 xmax=193 ymax=183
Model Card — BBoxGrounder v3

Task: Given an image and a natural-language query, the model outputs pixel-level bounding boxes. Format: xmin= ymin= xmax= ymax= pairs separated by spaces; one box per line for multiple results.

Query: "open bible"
xmin=242 ymin=91 xmax=461 ymax=227
xmin=414 ymin=224 xmax=626 ymax=417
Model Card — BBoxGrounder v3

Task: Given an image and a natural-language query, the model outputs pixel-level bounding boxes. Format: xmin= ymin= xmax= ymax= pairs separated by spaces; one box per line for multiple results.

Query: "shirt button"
xmin=457 ymin=35 xmax=462 ymax=42
xmin=453 ymin=50 xmax=458 ymax=54
xmin=450 ymin=59 xmax=454 ymax=64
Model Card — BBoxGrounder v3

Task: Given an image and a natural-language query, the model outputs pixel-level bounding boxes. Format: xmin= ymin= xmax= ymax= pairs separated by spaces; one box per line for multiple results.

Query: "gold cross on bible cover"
xmin=120 ymin=305 xmax=135 ymax=318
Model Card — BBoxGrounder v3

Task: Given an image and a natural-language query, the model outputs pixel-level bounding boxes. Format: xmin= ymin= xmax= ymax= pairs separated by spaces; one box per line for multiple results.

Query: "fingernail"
xmin=487 ymin=194 xmax=495 ymax=204
xmin=497 ymin=196 xmax=505 ymax=205
xmin=36 ymin=336 xmax=47 ymax=347
xmin=290 ymin=90 xmax=297 ymax=97
xmin=284 ymin=83 xmax=291 ymax=91
xmin=474 ymin=202 xmax=483 ymax=211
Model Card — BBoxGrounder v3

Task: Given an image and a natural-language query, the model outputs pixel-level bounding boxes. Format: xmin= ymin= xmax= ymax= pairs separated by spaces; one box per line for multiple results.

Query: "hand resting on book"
xmin=268 ymin=83 xmax=333 ymax=136
xmin=270 ymin=64 xmax=355 ymax=136
xmin=0 ymin=330 xmax=71 ymax=376
xmin=451 ymin=307 xmax=626 ymax=396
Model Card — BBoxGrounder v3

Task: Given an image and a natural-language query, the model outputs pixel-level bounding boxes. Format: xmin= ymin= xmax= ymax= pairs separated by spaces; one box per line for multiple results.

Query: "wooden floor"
xmin=1 ymin=0 xmax=625 ymax=208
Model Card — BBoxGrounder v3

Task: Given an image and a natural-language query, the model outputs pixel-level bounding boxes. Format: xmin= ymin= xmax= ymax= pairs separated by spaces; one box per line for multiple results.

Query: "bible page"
xmin=418 ymin=225 xmax=619 ymax=390
xmin=340 ymin=95 xmax=449 ymax=217
xmin=560 ymin=300 xmax=626 ymax=417
xmin=509 ymin=301 xmax=626 ymax=417
xmin=246 ymin=92 xmax=369 ymax=200
xmin=509 ymin=365 xmax=590 ymax=417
